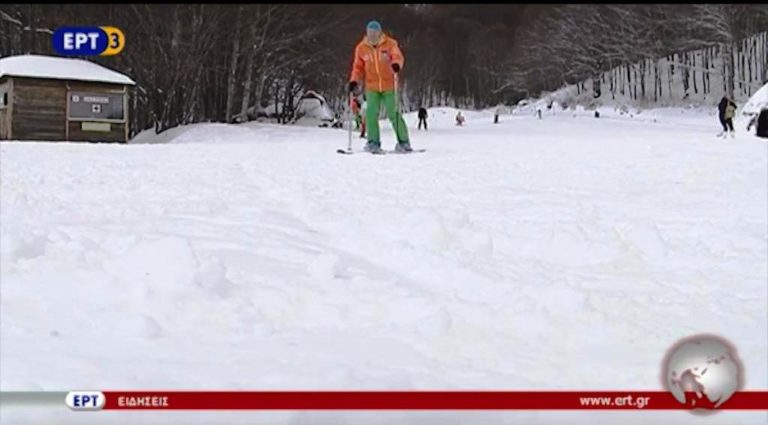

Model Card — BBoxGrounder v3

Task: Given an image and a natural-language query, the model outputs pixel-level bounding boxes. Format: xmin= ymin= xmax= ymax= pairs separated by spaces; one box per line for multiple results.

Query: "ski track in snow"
xmin=1 ymin=108 xmax=767 ymax=424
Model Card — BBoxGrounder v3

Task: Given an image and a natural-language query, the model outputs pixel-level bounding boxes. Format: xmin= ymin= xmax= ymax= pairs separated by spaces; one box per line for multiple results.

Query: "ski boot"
xmin=364 ymin=140 xmax=383 ymax=154
xmin=395 ymin=140 xmax=413 ymax=153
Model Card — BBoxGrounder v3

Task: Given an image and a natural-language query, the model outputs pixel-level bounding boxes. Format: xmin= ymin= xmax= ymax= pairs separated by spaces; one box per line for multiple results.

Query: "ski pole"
xmin=394 ymin=73 xmax=400 ymax=143
xmin=347 ymin=91 xmax=353 ymax=152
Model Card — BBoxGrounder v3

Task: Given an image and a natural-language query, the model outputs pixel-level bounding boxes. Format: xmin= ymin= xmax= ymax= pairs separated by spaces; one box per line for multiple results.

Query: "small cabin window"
xmin=0 ymin=84 xmax=8 ymax=109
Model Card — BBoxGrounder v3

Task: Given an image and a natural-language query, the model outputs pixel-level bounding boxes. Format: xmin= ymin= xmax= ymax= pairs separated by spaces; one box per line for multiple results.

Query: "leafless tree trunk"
xmin=225 ymin=6 xmax=243 ymax=123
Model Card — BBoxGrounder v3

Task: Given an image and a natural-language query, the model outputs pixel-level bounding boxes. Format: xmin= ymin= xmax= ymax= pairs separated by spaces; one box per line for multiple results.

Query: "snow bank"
xmin=260 ymin=93 xmax=336 ymax=127
xmin=740 ymin=82 xmax=768 ymax=119
xmin=130 ymin=121 xmax=335 ymax=145
xmin=130 ymin=123 xmax=258 ymax=145
xmin=266 ymin=98 xmax=334 ymax=122
xmin=731 ymin=82 xmax=768 ymax=133
xmin=0 ymin=54 xmax=135 ymax=85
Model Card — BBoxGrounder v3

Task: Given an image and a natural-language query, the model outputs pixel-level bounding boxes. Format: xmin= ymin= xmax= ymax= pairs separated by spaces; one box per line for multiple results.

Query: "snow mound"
xmin=102 ymin=236 xmax=199 ymax=295
xmin=294 ymin=98 xmax=335 ymax=122
xmin=734 ymin=82 xmax=767 ymax=133
xmin=129 ymin=123 xmax=256 ymax=145
xmin=741 ymin=82 xmax=768 ymax=116
xmin=0 ymin=54 xmax=135 ymax=85
xmin=262 ymin=92 xmax=336 ymax=127
xmin=0 ymin=231 xmax=48 ymax=263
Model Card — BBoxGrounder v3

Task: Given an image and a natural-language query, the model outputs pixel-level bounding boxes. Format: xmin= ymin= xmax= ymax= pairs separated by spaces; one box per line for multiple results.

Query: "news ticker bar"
xmin=2 ymin=391 xmax=767 ymax=411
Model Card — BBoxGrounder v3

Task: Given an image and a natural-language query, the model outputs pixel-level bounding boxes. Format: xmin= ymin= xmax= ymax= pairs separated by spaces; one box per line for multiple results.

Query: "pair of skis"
xmin=336 ymin=147 xmax=426 ymax=155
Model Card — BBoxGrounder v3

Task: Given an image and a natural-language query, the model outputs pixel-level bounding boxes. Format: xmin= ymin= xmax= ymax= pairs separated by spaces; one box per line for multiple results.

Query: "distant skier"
xmin=359 ymin=95 xmax=367 ymax=138
xmin=349 ymin=94 xmax=367 ymax=138
xmin=494 ymin=104 xmax=504 ymax=124
xmin=418 ymin=107 xmax=428 ymax=131
xmin=717 ymin=96 xmax=737 ymax=138
xmin=455 ymin=111 xmax=465 ymax=126
xmin=348 ymin=20 xmax=412 ymax=153
xmin=351 ymin=97 xmax=362 ymax=130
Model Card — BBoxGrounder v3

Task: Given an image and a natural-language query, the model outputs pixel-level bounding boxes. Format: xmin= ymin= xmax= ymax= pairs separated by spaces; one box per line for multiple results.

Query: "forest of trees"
xmin=572 ymin=32 xmax=768 ymax=106
xmin=1 ymin=4 xmax=767 ymax=135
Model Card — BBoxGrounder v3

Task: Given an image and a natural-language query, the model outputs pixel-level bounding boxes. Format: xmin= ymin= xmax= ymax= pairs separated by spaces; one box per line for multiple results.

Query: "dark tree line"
xmin=2 ymin=4 xmax=767 ymax=135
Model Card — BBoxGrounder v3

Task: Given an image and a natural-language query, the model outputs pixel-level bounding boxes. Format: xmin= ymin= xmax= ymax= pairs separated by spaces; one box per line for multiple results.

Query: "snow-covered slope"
xmin=522 ymin=32 xmax=767 ymax=113
xmin=2 ymin=109 xmax=766 ymax=424
xmin=0 ymin=54 xmax=135 ymax=85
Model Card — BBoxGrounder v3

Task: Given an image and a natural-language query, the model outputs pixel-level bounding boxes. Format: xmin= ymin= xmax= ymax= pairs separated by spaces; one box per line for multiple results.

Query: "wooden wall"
xmin=0 ymin=109 xmax=8 ymax=139
xmin=7 ymin=77 xmax=129 ymax=142
xmin=0 ymin=77 xmax=10 ymax=140
xmin=11 ymin=77 xmax=67 ymax=141
xmin=67 ymin=121 xmax=126 ymax=142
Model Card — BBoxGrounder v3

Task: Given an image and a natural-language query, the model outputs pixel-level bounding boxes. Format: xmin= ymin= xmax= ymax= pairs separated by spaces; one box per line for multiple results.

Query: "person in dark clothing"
xmin=417 ymin=107 xmax=428 ymax=131
xmin=757 ymin=108 xmax=768 ymax=138
xmin=494 ymin=104 xmax=505 ymax=124
xmin=717 ymin=96 xmax=737 ymax=138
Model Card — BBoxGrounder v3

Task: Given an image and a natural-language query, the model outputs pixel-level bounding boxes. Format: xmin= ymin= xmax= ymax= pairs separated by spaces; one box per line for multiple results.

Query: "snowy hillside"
xmin=1 ymin=108 xmax=766 ymax=424
xmin=529 ymin=32 xmax=768 ymax=112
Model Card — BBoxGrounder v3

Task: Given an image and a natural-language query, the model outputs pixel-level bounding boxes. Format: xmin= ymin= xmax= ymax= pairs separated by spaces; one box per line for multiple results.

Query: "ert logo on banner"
xmin=52 ymin=26 xmax=125 ymax=56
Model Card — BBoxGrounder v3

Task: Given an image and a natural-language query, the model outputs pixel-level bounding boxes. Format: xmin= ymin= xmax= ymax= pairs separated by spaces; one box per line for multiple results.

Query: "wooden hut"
xmin=0 ymin=54 xmax=135 ymax=143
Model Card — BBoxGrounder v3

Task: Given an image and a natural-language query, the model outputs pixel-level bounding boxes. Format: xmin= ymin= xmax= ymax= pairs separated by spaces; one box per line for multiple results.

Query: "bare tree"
xmin=225 ymin=6 xmax=243 ymax=123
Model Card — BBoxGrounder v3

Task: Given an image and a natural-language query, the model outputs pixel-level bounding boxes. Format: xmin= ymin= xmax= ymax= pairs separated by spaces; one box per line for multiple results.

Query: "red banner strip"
xmin=101 ymin=391 xmax=768 ymax=410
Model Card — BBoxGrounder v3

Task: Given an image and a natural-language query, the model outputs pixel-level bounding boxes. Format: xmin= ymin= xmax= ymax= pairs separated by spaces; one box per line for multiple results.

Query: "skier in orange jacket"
xmin=348 ymin=20 xmax=411 ymax=153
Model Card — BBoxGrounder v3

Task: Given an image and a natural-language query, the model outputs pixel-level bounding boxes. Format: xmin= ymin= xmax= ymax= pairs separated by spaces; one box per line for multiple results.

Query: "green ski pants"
xmin=365 ymin=90 xmax=410 ymax=143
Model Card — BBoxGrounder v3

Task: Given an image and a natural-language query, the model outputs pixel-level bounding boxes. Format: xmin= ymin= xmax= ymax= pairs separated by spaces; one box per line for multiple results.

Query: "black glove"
xmin=348 ymin=81 xmax=358 ymax=93
xmin=391 ymin=63 xmax=400 ymax=73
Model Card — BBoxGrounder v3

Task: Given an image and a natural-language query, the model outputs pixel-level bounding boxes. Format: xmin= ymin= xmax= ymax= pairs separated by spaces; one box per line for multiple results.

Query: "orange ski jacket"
xmin=349 ymin=34 xmax=404 ymax=93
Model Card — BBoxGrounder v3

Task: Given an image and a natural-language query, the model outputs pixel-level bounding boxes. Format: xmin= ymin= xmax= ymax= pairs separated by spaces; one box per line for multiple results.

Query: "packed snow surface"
xmin=1 ymin=107 xmax=766 ymax=424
